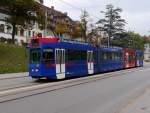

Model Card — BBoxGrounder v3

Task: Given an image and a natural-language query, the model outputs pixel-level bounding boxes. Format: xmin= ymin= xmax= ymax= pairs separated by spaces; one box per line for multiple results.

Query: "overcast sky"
xmin=44 ymin=0 xmax=150 ymax=36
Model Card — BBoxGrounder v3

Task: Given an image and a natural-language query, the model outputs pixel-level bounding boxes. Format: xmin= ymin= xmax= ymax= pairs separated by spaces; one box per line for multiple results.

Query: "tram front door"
xmin=87 ymin=51 xmax=94 ymax=74
xmin=55 ymin=49 xmax=65 ymax=79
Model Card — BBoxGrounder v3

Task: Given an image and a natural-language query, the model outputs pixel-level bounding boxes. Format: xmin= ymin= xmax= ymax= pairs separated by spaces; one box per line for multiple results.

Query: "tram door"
xmin=87 ymin=51 xmax=94 ymax=74
xmin=55 ymin=49 xmax=65 ymax=79
xmin=126 ymin=52 xmax=129 ymax=68
xmin=136 ymin=54 xmax=140 ymax=67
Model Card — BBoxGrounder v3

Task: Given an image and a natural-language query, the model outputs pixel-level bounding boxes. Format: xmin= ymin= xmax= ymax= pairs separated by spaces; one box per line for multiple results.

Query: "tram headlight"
xmin=35 ymin=69 xmax=39 ymax=72
xmin=31 ymin=68 xmax=39 ymax=72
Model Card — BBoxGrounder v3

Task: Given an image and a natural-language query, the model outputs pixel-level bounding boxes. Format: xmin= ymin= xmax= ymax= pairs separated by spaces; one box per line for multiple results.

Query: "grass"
xmin=0 ymin=43 xmax=28 ymax=74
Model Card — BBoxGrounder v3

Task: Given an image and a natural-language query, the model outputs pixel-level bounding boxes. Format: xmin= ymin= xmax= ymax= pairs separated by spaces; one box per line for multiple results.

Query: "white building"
xmin=0 ymin=1 xmax=44 ymax=44
xmin=0 ymin=0 xmax=75 ymax=45
xmin=144 ymin=43 xmax=150 ymax=61
xmin=0 ymin=12 xmax=44 ymax=44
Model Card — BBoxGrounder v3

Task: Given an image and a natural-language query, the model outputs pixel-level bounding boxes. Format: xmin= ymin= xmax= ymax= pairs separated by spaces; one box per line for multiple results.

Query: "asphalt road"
xmin=0 ymin=64 xmax=150 ymax=113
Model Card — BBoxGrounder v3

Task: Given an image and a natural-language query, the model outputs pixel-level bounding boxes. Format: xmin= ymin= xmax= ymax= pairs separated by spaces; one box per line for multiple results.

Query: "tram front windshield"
xmin=30 ymin=49 xmax=41 ymax=64
xmin=42 ymin=49 xmax=54 ymax=64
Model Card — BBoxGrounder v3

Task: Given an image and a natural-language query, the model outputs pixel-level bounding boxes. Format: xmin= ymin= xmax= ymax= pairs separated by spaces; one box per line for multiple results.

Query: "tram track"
xmin=0 ymin=82 xmax=40 ymax=92
xmin=0 ymin=75 xmax=50 ymax=93
xmin=0 ymin=67 xmax=147 ymax=103
xmin=0 ymin=67 xmax=143 ymax=81
xmin=0 ymin=67 xmax=145 ymax=92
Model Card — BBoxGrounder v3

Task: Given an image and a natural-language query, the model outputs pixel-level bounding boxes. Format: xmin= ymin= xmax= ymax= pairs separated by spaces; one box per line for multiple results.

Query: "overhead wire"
xmin=59 ymin=0 xmax=83 ymax=11
xmin=57 ymin=0 xmax=100 ymax=20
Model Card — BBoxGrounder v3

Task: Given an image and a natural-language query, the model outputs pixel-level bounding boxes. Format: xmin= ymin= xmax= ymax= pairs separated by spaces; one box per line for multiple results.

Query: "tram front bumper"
xmin=29 ymin=68 xmax=43 ymax=78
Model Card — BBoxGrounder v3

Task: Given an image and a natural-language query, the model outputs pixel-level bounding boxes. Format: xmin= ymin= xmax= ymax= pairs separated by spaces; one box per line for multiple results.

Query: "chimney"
xmin=64 ymin=12 xmax=68 ymax=16
xmin=51 ymin=6 xmax=54 ymax=10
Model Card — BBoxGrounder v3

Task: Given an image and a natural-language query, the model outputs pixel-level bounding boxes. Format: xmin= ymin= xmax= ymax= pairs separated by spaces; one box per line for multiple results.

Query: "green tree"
xmin=70 ymin=22 xmax=82 ymax=39
xmin=97 ymin=4 xmax=126 ymax=46
xmin=0 ymin=0 xmax=45 ymax=44
xmin=143 ymin=35 xmax=150 ymax=44
xmin=112 ymin=32 xmax=147 ymax=50
xmin=128 ymin=32 xmax=146 ymax=50
xmin=55 ymin=23 xmax=69 ymax=37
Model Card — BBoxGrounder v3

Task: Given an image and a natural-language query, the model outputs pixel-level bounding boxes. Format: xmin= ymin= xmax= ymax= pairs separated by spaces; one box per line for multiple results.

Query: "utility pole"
xmin=108 ymin=7 xmax=113 ymax=47
xmin=44 ymin=10 xmax=48 ymax=37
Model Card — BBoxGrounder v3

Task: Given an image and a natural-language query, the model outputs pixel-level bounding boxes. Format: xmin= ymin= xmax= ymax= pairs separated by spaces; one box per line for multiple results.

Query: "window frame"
xmin=30 ymin=48 xmax=41 ymax=64
xmin=42 ymin=48 xmax=54 ymax=64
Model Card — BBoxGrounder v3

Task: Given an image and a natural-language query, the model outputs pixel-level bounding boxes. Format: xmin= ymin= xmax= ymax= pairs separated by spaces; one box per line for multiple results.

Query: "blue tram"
xmin=29 ymin=38 xmax=96 ymax=79
xmin=99 ymin=47 xmax=123 ymax=72
xmin=135 ymin=50 xmax=143 ymax=67
xmin=28 ymin=37 xmax=143 ymax=80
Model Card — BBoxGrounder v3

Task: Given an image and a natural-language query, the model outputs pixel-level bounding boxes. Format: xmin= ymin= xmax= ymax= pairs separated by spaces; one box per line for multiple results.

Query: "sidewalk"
xmin=0 ymin=72 xmax=28 ymax=80
xmin=120 ymin=87 xmax=150 ymax=113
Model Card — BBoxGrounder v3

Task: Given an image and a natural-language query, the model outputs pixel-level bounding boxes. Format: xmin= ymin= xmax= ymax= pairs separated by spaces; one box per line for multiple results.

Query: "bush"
xmin=0 ymin=37 xmax=7 ymax=43
xmin=6 ymin=38 xmax=13 ymax=44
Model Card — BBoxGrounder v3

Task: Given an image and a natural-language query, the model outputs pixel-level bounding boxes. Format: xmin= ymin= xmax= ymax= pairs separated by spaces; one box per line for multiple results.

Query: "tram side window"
xmin=140 ymin=54 xmax=143 ymax=61
xmin=66 ymin=50 xmax=87 ymax=61
xmin=129 ymin=55 xmax=135 ymax=62
xmin=81 ymin=51 xmax=87 ymax=60
xmin=106 ymin=52 xmax=110 ymax=60
xmin=112 ymin=52 xmax=115 ymax=60
xmin=136 ymin=54 xmax=140 ymax=60
xmin=42 ymin=49 xmax=54 ymax=63
xmin=129 ymin=55 xmax=132 ymax=62
xmin=115 ymin=52 xmax=119 ymax=60
xmin=93 ymin=51 xmax=96 ymax=62
xmin=120 ymin=52 xmax=123 ymax=61
xmin=101 ymin=52 xmax=108 ymax=60
xmin=30 ymin=49 xmax=41 ymax=64
xmin=115 ymin=52 xmax=122 ymax=61
xmin=101 ymin=52 xmax=120 ymax=61
xmin=108 ymin=52 xmax=112 ymax=60
xmin=111 ymin=52 xmax=120 ymax=61
xmin=101 ymin=52 xmax=106 ymax=60
xmin=66 ymin=50 xmax=77 ymax=60
xmin=74 ymin=51 xmax=81 ymax=60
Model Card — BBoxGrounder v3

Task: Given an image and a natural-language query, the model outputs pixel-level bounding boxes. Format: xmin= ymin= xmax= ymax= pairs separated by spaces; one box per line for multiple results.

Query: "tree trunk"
xmin=12 ymin=23 xmax=16 ymax=44
xmin=83 ymin=21 xmax=87 ymax=43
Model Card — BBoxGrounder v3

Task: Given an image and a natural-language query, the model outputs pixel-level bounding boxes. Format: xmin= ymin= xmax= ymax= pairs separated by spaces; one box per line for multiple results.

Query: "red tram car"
xmin=123 ymin=48 xmax=136 ymax=68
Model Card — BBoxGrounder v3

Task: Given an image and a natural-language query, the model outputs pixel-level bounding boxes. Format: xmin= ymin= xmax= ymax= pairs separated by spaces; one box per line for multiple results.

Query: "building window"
xmin=38 ymin=33 xmax=42 ymax=37
xmin=6 ymin=25 xmax=12 ymax=34
xmin=15 ymin=27 xmax=18 ymax=35
xmin=32 ymin=31 xmax=35 ymax=37
xmin=0 ymin=24 xmax=5 ymax=33
xmin=28 ymin=31 xmax=31 ymax=37
xmin=20 ymin=29 xmax=24 ymax=36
